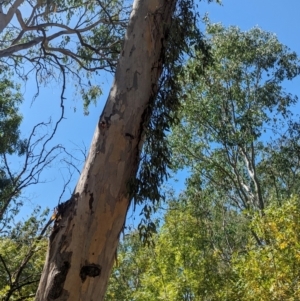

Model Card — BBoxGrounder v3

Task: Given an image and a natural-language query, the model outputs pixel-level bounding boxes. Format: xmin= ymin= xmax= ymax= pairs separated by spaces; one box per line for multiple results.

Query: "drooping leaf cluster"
xmin=132 ymin=0 xmax=214 ymax=244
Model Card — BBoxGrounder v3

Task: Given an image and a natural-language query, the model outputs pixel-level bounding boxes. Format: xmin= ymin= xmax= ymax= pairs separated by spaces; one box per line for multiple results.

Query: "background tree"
xmin=169 ymin=22 xmax=300 ymax=288
xmin=104 ymin=229 xmax=151 ymax=301
xmin=106 ymin=196 xmax=300 ymax=300
xmin=0 ymin=69 xmax=24 ymax=226
xmin=106 ymin=23 xmax=300 ymax=300
xmin=233 ymin=196 xmax=300 ymax=301
xmin=171 ymin=23 xmax=300 ymax=218
xmin=0 ymin=207 xmax=49 ymax=301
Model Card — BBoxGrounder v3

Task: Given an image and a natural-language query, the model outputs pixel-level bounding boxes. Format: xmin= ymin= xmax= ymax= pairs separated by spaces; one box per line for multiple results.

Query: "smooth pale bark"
xmin=35 ymin=0 xmax=176 ymax=300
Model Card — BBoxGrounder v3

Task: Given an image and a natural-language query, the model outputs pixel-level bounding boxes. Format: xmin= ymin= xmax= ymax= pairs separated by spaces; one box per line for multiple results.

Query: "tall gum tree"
xmin=35 ymin=0 xmax=177 ymax=300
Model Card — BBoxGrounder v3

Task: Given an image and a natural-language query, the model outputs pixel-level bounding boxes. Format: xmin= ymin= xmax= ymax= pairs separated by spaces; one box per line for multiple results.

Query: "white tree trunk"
xmin=35 ymin=0 xmax=176 ymax=300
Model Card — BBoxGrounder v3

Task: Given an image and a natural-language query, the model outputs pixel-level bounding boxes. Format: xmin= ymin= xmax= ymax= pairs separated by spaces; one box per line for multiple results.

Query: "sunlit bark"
xmin=35 ymin=0 xmax=176 ymax=300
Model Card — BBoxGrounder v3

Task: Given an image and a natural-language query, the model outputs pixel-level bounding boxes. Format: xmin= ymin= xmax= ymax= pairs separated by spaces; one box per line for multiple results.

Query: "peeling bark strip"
xmin=35 ymin=0 xmax=176 ymax=300
xmin=49 ymin=194 xmax=78 ymax=242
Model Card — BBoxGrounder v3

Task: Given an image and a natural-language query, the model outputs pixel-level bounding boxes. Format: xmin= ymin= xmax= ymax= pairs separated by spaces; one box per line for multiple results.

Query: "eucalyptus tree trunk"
xmin=35 ymin=0 xmax=176 ymax=300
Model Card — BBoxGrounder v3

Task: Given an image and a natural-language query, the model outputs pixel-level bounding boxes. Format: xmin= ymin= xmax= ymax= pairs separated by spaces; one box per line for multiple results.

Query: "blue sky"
xmin=16 ymin=0 xmax=300 ymax=220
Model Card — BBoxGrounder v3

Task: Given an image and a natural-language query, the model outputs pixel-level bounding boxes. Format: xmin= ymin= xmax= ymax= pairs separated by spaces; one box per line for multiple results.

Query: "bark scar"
xmin=89 ymin=193 xmax=94 ymax=213
xmin=48 ymin=261 xmax=70 ymax=299
xmin=50 ymin=193 xmax=79 ymax=242
xmin=125 ymin=133 xmax=135 ymax=140
xmin=80 ymin=264 xmax=101 ymax=282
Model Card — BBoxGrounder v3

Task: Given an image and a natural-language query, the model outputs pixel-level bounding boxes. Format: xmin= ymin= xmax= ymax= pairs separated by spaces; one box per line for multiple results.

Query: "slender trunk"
xmin=35 ymin=0 xmax=176 ymax=300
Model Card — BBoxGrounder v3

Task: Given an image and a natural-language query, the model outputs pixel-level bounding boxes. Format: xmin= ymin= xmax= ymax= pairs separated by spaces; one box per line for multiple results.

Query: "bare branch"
xmin=0 ymin=254 xmax=12 ymax=286
xmin=0 ymin=0 xmax=24 ymax=33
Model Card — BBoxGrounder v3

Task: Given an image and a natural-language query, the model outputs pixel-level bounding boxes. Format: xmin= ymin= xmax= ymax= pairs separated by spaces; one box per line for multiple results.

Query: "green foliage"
xmin=0 ymin=207 xmax=49 ymax=301
xmin=138 ymin=197 xmax=236 ymax=301
xmin=107 ymin=22 xmax=300 ymax=300
xmin=171 ymin=23 xmax=300 ymax=215
xmin=81 ymin=85 xmax=102 ymax=115
xmin=105 ymin=230 xmax=152 ymax=301
xmin=233 ymin=196 xmax=300 ymax=301
xmin=106 ymin=190 xmax=246 ymax=300
xmin=107 ymin=190 xmax=244 ymax=300
xmin=0 ymin=69 xmax=26 ymax=230
xmin=0 ymin=71 xmax=23 ymax=156
xmin=107 ymin=195 xmax=300 ymax=300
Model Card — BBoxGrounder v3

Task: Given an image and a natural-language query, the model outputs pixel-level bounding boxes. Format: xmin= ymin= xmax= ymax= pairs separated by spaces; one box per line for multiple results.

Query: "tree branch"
xmin=0 ymin=0 xmax=24 ymax=33
xmin=0 ymin=254 xmax=12 ymax=286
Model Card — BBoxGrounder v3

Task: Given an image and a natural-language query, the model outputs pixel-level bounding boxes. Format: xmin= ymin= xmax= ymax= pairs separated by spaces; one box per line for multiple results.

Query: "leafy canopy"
xmin=106 ymin=23 xmax=300 ymax=301
xmin=171 ymin=23 xmax=300 ymax=216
